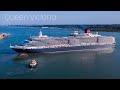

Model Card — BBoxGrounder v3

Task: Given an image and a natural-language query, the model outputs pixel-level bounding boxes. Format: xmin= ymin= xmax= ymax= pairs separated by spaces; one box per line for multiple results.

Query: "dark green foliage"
xmin=8 ymin=24 xmax=120 ymax=32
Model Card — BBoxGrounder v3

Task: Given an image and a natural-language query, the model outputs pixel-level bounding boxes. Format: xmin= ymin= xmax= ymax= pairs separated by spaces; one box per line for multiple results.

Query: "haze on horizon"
xmin=0 ymin=11 xmax=120 ymax=25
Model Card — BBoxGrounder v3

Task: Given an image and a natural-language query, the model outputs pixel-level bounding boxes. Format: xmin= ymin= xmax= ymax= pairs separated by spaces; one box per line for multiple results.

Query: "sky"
xmin=0 ymin=11 xmax=120 ymax=25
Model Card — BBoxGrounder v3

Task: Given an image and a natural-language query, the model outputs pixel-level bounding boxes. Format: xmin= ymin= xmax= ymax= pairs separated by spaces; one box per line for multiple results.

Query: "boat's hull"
xmin=29 ymin=63 xmax=38 ymax=68
xmin=11 ymin=44 xmax=115 ymax=54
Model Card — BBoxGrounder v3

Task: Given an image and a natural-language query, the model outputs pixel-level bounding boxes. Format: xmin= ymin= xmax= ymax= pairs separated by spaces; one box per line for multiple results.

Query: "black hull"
xmin=11 ymin=44 xmax=115 ymax=54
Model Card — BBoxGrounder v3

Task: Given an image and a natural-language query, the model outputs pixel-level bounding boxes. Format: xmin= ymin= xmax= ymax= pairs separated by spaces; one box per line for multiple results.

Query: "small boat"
xmin=29 ymin=60 xmax=38 ymax=68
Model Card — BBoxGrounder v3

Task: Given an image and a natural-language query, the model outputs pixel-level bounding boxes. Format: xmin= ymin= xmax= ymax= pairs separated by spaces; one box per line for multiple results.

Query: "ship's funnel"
xmin=85 ymin=29 xmax=91 ymax=34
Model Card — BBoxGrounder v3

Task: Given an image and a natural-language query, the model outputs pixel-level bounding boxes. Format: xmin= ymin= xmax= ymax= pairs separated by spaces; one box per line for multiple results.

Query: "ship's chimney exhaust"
xmin=85 ymin=29 xmax=91 ymax=34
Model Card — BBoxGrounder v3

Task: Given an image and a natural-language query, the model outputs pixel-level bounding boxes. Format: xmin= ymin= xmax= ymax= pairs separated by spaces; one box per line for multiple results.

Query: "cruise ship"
xmin=10 ymin=29 xmax=116 ymax=54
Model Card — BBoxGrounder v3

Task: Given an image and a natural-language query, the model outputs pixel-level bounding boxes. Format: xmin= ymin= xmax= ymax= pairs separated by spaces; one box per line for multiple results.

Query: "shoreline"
xmin=1 ymin=24 xmax=120 ymax=32
xmin=0 ymin=33 xmax=11 ymax=40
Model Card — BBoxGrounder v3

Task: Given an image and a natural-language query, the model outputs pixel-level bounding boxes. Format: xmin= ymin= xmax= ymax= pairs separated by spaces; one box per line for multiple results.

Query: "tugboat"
xmin=29 ymin=60 xmax=38 ymax=68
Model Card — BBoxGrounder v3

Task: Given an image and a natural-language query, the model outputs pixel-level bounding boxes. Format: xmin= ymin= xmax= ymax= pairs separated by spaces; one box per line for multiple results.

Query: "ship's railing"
xmin=11 ymin=42 xmax=114 ymax=49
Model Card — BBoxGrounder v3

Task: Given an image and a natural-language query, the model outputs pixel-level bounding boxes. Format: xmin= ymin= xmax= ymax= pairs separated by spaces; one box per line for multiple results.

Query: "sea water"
xmin=0 ymin=26 xmax=120 ymax=79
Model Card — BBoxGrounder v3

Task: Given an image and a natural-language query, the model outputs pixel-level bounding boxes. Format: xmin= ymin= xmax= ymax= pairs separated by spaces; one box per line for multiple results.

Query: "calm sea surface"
xmin=0 ymin=26 xmax=120 ymax=79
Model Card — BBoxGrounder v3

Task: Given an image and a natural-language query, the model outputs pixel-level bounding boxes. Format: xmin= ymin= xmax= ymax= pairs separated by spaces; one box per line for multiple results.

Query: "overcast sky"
xmin=0 ymin=11 xmax=120 ymax=25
